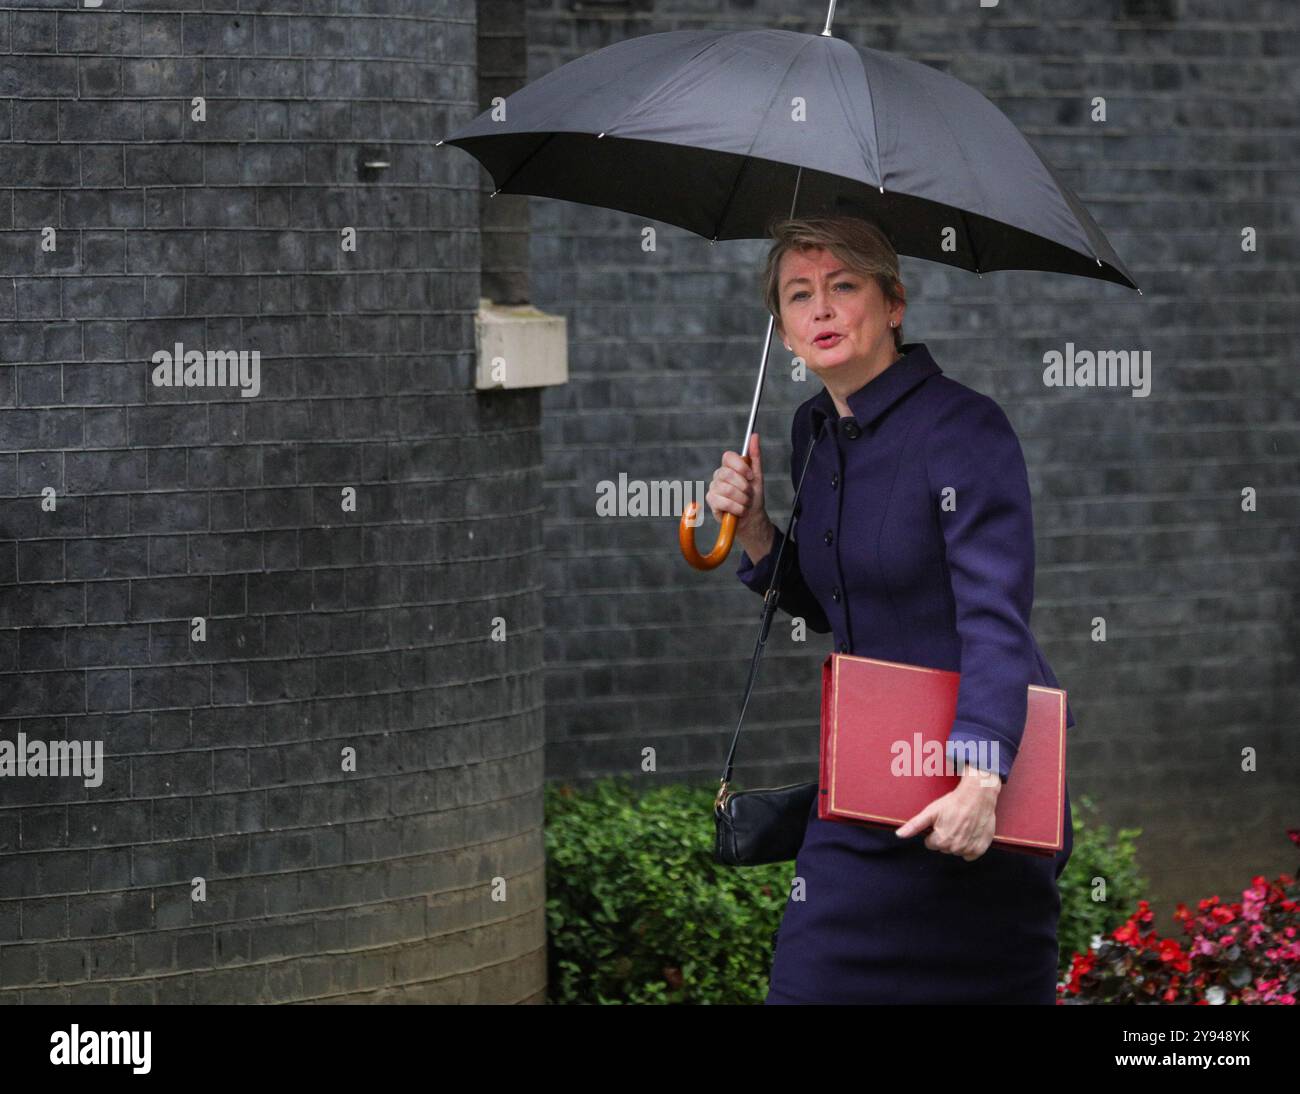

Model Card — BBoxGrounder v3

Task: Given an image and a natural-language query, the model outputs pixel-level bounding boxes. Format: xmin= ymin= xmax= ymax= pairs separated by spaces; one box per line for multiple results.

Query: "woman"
xmin=707 ymin=215 xmax=1075 ymax=1005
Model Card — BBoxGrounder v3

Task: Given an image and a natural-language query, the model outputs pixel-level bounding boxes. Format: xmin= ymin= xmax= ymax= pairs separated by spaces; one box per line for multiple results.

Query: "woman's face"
xmin=776 ymin=246 xmax=902 ymax=378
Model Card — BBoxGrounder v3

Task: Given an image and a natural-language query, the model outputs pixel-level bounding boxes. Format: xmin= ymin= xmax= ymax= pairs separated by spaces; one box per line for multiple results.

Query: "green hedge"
xmin=1057 ymin=796 xmax=1146 ymax=972
xmin=545 ymin=776 xmax=1145 ymax=1004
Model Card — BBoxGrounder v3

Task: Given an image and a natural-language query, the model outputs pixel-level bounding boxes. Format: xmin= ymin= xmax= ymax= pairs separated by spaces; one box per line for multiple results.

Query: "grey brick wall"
xmin=0 ymin=1 xmax=547 ymax=1003
xmin=534 ymin=0 xmax=1299 ymax=920
xmin=478 ymin=0 xmax=530 ymax=306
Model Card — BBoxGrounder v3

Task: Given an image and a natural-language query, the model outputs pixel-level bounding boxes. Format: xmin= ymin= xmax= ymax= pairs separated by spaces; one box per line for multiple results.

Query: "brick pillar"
xmin=0 ymin=0 xmax=546 ymax=1004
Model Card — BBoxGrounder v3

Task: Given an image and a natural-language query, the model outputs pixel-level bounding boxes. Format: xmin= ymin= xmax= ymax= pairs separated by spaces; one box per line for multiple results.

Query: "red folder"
xmin=819 ymin=652 xmax=1067 ymax=856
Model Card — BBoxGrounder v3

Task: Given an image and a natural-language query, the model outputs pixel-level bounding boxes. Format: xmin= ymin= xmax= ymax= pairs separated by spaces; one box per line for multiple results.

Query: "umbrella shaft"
xmin=821 ymin=0 xmax=837 ymax=36
xmin=739 ymin=164 xmax=804 ymax=460
xmin=740 ymin=314 xmax=776 ymax=458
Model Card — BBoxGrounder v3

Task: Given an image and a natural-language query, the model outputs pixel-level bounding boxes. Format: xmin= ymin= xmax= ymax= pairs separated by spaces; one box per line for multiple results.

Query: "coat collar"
xmin=807 ymin=342 xmax=943 ymax=434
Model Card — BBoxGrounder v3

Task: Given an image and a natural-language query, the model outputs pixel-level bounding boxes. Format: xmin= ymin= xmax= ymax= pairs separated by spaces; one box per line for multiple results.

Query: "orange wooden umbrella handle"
xmin=679 ymin=506 xmax=736 ymax=570
xmin=679 ymin=453 xmax=750 ymax=570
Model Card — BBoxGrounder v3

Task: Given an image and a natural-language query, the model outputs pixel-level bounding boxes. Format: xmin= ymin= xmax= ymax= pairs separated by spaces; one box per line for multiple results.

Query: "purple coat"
xmin=737 ymin=341 xmax=1075 ymax=781
xmin=736 ymin=342 xmax=1075 ymax=1004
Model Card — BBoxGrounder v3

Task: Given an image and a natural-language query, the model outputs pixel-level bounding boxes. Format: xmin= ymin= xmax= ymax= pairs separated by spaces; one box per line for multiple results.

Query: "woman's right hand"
xmin=706 ymin=433 xmax=773 ymax=547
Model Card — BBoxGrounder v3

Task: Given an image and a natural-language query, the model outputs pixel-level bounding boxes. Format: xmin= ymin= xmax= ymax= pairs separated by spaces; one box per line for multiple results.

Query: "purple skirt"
xmin=764 ymin=785 xmax=1073 ymax=1004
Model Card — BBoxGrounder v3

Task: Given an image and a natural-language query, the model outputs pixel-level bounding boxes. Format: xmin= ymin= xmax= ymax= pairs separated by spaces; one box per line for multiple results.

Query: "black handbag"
xmin=713 ymin=421 xmax=826 ymax=867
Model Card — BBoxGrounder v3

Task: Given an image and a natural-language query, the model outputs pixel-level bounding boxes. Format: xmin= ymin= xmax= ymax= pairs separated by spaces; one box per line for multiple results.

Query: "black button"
xmin=830 ymin=472 xmax=839 ymax=490
xmin=823 ymin=529 xmax=833 ymax=546
xmin=837 ymin=640 xmax=848 ymax=653
xmin=842 ymin=420 xmax=861 ymax=440
xmin=832 ymin=586 xmax=841 ymax=602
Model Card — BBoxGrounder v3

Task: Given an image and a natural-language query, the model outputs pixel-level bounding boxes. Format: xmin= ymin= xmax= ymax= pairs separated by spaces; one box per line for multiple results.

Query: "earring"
xmin=890 ymin=320 xmax=897 ymax=327
xmin=784 ymin=343 xmax=791 ymax=351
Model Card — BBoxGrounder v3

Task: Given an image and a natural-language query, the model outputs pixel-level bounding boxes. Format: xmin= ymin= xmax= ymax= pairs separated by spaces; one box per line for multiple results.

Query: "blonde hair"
xmin=761 ymin=215 xmax=905 ymax=352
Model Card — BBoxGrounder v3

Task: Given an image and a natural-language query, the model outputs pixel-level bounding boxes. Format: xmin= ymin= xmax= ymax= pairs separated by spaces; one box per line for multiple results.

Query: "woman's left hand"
xmin=894 ymin=766 xmax=1001 ymax=861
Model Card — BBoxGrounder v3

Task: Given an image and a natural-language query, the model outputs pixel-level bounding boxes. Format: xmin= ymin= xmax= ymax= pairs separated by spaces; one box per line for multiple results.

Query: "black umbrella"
xmin=439 ymin=5 xmax=1139 ymax=569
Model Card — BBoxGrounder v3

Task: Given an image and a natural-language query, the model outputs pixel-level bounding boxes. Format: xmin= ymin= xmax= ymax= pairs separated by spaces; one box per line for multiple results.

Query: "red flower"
xmin=1113 ymin=922 xmax=1139 ymax=945
xmin=1065 ymin=845 xmax=1299 ymax=1006
xmin=1063 ymin=950 xmax=1097 ymax=995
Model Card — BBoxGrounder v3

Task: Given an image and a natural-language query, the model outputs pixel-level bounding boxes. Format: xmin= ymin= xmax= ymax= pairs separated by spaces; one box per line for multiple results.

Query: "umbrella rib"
xmin=709 ymin=35 xmax=820 ymax=240
xmin=710 ymin=157 xmax=753 ymax=242
xmin=597 ymin=32 xmax=728 ymax=140
xmin=1025 ymin=141 xmax=1109 ymax=270
xmin=905 ymin=62 xmax=995 ymax=236
xmin=959 ymin=207 xmax=981 ymax=275
xmin=831 ymin=44 xmax=882 ymax=190
xmin=487 ymin=132 xmax=560 ymax=197
xmin=484 ymin=39 xmax=729 ymax=202
xmin=916 ymin=73 xmax=1122 ymax=285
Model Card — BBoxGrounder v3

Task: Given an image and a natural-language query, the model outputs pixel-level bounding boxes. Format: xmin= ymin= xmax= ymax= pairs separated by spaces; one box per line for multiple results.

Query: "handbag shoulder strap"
xmin=717 ymin=417 xmax=827 ymax=792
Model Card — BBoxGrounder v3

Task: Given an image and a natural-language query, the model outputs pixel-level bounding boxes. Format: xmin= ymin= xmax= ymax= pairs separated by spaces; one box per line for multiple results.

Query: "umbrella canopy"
xmin=440 ymin=21 xmax=1140 ymax=570
xmin=439 ymin=27 xmax=1138 ymax=291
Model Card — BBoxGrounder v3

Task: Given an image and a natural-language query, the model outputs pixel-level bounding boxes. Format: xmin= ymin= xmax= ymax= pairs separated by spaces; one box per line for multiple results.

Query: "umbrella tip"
xmin=491 ymin=188 xmax=500 ymax=197
xmin=597 ymin=132 xmax=605 ymax=138
xmin=435 ymin=139 xmax=443 ymax=146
